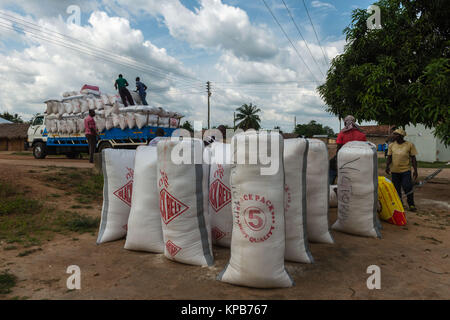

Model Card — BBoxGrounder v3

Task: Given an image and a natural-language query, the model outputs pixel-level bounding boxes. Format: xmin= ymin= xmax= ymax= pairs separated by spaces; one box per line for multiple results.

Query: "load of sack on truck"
xmin=43 ymin=84 xmax=183 ymax=135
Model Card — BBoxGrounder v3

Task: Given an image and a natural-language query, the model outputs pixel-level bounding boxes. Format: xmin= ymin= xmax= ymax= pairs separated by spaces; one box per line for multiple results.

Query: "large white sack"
xmin=332 ymin=141 xmax=382 ymax=238
xmin=208 ymin=142 xmax=233 ymax=247
xmin=72 ymin=99 xmax=81 ymax=114
xmin=112 ymin=113 xmax=120 ymax=128
xmin=80 ymin=100 xmax=89 ymax=113
xmin=101 ymin=94 xmax=109 ymax=105
xmin=284 ymin=138 xmax=313 ymax=263
xmin=130 ymin=91 xmax=141 ymax=105
xmin=306 ymin=139 xmax=334 ymax=244
xmin=157 ymin=138 xmax=214 ymax=266
xmin=159 ymin=117 xmax=170 ymax=128
xmin=124 ymin=146 xmax=164 ymax=252
xmin=95 ymin=116 xmax=106 ymax=132
xmin=105 ymin=116 xmax=114 ymax=131
xmin=97 ymin=149 xmax=136 ymax=244
xmin=126 ymin=112 xmax=136 ymax=129
xmin=45 ymin=101 xmax=53 ymax=114
xmin=148 ymin=114 xmax=158 ymax=126
xmin=135 ymin=112 xmax=147 ymax=129
xmin=95 ymin=98 xmax=103 ymax=110
xmin=77 ymin=118 xmax=85 ymax=134
xmin=119 ymin=114 xmax=128 ymax=130
xmin=218 ymin=131 xmax=293 ymax=288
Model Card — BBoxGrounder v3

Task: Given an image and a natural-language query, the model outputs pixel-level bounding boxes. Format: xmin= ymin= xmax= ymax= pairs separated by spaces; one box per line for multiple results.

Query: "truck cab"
xmin=27 ymin=114 xmax=48 ymax=159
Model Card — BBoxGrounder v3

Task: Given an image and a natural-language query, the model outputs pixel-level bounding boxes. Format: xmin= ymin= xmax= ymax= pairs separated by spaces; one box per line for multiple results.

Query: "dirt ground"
xmin=0 ymin=153 xmax=449 ymax=300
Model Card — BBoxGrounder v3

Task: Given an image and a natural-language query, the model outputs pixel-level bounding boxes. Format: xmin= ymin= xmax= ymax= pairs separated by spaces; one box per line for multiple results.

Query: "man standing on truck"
xmin=135 ymin=77 xmax=148 ymax=105
xmin=114 ymin=74 xmax=135 ymax=107
xmin=84 ymin=109 xmax=98 ymax=164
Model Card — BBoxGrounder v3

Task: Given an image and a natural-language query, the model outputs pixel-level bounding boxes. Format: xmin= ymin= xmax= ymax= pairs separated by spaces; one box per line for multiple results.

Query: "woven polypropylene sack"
xmin=284 ymin=138 xmax=313 ymax=263
xmin=306 ymin=139 xmax=334 ymax=244
xmin=124 ymin=146 xmax=164 ymax=252
xmin=208 ymin=142 xmax=233 ymax=247
xmin=157 ymin=138 xmax=214 ymax=266
xmin=332 ymin=141 xmax=382 ymax=238
xmin=218 ymin=131 xmax=294 ymax=288
xmin=97 ymin=149 xmax=136 ymax=244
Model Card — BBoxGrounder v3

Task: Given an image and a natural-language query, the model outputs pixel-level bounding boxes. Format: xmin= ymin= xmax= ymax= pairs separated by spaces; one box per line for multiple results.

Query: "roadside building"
xmin=405 ymin=124 xmax=450 ymax=162
xmin=358 ymin=125 xmax=395 ymax=147
xmin=0 ymin=123 xmax=30 ymax=151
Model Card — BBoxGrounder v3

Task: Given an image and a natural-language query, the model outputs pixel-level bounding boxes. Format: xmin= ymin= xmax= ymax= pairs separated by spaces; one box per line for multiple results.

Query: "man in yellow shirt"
xmin=386 ymin=129 xmax=418 ymax=212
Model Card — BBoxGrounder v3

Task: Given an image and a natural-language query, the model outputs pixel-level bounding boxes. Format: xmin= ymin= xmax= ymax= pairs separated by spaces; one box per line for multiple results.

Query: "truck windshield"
xmin=33 ymin=117 xmax=44 ymax=126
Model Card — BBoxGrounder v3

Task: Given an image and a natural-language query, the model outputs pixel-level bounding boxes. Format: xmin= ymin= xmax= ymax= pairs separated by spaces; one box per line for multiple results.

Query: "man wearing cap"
xmin=386 ymin=128 xmax=418 ymax=212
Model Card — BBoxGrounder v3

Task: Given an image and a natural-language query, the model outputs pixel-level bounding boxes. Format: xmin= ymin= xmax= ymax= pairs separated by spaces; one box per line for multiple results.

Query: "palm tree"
xmin=235 ymin=103 xmax=261 ymax=130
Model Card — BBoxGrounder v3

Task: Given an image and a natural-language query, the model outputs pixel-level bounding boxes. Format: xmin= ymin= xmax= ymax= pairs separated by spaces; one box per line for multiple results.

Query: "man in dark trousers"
xmin=135 ymin=77 xmax=148 ymax=105
xmin=84 ymin=109 xmax=98 ymax=163
xmin=114 ymin=74 xmax=134 ymax=107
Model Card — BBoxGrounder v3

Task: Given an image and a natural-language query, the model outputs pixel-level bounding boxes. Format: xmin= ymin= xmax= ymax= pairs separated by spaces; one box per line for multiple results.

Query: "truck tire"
xmin=98 ymin=141 xmax=113 ymax=153
xmin=33 ymin=142 xmax=47 ymax=159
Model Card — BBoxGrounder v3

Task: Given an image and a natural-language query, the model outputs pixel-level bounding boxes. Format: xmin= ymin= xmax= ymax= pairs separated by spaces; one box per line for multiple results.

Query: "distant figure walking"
xmin=114 ymin=74 xmax=135 ymax=107
xmin=84 ymin=109 xmax=98 ymax=164
xmin=135 ymin=77 xmax=148 ymax=105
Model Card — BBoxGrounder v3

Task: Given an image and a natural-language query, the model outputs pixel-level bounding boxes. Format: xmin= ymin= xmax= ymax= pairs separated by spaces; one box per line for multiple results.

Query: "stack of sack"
xmin=96 ymin=134 xmax=385 ymax=289
xmin=44 ymin=88 xmax=183 ymax=135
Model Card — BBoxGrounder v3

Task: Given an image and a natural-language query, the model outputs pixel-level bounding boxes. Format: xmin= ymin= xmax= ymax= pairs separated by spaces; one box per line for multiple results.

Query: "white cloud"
xmin=311 ymin=1 xmax=336 ymax=11
xmin=114 ymin=0 xmax=279 ymax=60
xmin=0 ymin=11 xmax=202 ymax=121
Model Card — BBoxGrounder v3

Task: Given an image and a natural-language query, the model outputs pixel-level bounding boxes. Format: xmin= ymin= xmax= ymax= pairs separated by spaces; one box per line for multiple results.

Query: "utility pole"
xmin=206 ymin=81 xmax=211 ymax=129
xmin=233 ymin=112 xmax=236 ymax=130
xmin=294 ymin=116 xmax=296 ymax=130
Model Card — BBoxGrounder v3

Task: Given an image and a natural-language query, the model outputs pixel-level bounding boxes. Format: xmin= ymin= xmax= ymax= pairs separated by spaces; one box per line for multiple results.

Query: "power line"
xmin=0 ymin=11 xmax=201 ymax=86
xmin=261 ymin=0 xmax=320 ymax=83
xmin=280 ymin=0 xmax=326 ymax=77
xmin=301 ymin=0 xmax=329 ymax=66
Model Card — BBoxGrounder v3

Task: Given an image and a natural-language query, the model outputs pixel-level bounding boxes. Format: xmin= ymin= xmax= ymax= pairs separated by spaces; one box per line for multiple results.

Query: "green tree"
xmin=180 ymin=120 xmax=193 ymax=132
xmin=294 ymin=120 xmax=334 ymax=137
xmin=0 ymin=111 xmax=23 ymax=123
xmin=317 ymin=0 xmax=450 ymax=145
xmin=235 ymin=103 xmax=261 ymax=130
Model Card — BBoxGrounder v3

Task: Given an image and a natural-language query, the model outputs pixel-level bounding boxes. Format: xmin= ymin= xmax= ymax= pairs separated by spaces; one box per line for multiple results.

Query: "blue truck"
xmin=27 ymin=113 xmax=178 ymax=159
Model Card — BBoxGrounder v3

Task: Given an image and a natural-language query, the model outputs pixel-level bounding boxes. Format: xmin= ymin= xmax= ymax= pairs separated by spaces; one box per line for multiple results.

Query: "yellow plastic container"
xmin=377 ymin=176 xmax=407 ymax=226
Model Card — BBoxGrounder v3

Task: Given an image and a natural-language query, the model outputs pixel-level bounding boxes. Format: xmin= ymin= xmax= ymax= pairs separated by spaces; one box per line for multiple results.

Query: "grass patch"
xmin=3 ymin=245 xmax=18 ymax=251
xmin=0 ymin=271 xmax=17 ymax=294
xmin=40 ymin=169 xmax=103 ymax=204
xmin=0 ymin=181 xmax=100 ymax=247
xmin=49 ymin=193 xmax=61 ymax=198
xmin=17 ymin=248 xmax=42 ymax=257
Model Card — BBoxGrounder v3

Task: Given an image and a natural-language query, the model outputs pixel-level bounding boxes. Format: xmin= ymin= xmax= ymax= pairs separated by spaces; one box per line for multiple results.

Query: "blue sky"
xmin=0 ymin=0 xmax=377 ymax=133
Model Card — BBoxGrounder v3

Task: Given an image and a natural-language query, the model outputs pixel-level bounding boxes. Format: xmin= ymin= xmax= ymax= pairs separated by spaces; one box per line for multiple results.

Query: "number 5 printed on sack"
xmin=66 ymin=265 xmax=81 ymax=290
xmin=366 ymin=265 xmax=381 ymax=289
xmin=244 ymin=207 xmax=266 ymax=231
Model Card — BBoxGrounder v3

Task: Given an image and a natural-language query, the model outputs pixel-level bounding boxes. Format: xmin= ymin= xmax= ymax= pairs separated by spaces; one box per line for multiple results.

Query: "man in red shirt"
xmin=329 ymin=115 xmax=367 ymax=184
xmin=336 ymin=115 xmax=367 ymax=149
xmin=84 ymin=109 xmax=98 ymax=163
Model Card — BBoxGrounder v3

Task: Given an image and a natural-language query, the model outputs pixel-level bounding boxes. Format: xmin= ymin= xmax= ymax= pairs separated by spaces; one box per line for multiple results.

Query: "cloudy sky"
xmin=0 ymin=0 xmax=375 ymax=133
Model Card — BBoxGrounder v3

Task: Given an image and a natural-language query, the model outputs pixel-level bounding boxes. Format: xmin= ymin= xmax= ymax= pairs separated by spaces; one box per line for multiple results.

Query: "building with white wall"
xmin=405 ymin=124 xmax=450 ymax=162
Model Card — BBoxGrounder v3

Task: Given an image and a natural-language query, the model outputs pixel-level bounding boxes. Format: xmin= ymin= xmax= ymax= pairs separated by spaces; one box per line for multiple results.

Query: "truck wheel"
xmin=97 ymin=141 xmax=112 ymax=153
xmin=33 ymin=142 xmax=47 ymax=159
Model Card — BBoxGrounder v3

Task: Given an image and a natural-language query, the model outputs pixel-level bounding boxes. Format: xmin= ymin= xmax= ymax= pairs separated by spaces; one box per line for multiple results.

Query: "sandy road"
xmin=0 ymin=152 xmax=94 ymax=169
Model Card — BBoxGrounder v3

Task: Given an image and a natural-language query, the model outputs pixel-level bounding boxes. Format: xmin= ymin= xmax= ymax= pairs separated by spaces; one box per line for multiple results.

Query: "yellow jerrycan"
xmin=377 ymin=176 xmax=407 ymax=226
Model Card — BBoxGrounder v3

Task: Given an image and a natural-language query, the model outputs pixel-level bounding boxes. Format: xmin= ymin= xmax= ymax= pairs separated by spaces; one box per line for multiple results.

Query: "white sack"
xmin=77 ymin=118 xmax=85 ymax=134
xmin=112 ymin=113 xmax=121 ymax=128
xmin=130 ymin=91 xmax=141 ymax=105
xmin=208 ymin=142 xmax=233 ymax=247
xmin=284 ymin=138 xmax=313 ymax=263
xmin=135 ymin=112 xmax=147 ymax=129
xmin=97 ymin=149 xmax=136 ymax=244
xmin=332 ymin=141 xmax=382 ymax=238
xmin=148 ymin=114 xmax=158 ymax=126
xmin=306 ymin=139 xmax=334 ymax=244
xmin=126 ymin=112 xmax=136 ymax=129
xmin=80 ymin=100 xmax=89 ymax=113
xmin=218 ymin=131 xmax=293 ymax=288
xmin=105 ymin=116 xmax=114 ymax=131
xmin=157 ymin=138 xmax=214 ymax=266
xmin=159 ymin=117 xmax=170 ymax=128
xmin=124 ymin=146 xmax=164 ymax=252
xmin=119 ymin=114 xmax=128 ymax=130
xmin=95 ymin=116 xmax=106 ymax=132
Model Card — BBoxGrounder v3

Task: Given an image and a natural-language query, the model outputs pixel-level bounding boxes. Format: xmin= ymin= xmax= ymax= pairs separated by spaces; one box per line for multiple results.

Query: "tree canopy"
xmin=180 ymin=120 xmax=193 ymax=132
xmin=317 ymin=0 xmax=449 ymax=145
xmin=294 ymin=120 xmax=334 ymax=137
xmin=0 ymin=112 xmax=23 ymax=123
xmin=235 ymin=103 xmax=261 ymax=130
